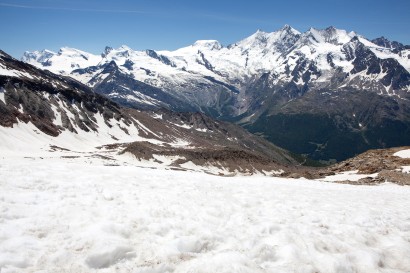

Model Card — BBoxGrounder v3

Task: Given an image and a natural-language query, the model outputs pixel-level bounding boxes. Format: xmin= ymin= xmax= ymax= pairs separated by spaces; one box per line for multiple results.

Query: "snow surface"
xmin=394 ymin=149 xmax=410 ymax=159
xmin=319 ymin=171 xmax=379 ymax=182
xmin=1 ymin=154 xmax=410 ymax=273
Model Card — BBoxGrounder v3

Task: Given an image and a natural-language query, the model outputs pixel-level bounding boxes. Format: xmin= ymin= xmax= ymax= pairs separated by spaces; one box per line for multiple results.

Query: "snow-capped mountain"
xmin=1 ymin=50 xmax=299 ymax=172
xmin=22 ymin=25 xmax=410 ymax=103
xmin=21 ymin=25 xmax=410 ymax=161
xmin=22 ymin=47 xmax=101 ymax=75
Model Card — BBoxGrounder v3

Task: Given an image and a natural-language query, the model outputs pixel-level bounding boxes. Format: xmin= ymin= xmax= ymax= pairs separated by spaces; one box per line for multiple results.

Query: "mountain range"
xmin=17 ymin=25 xmax=410 ymax=161
xmin=0 ymin=50 xmax=302 ymax=173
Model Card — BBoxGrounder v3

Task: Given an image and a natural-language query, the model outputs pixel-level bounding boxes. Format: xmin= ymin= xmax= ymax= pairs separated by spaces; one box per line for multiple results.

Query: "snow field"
xmin=1 ymin=156 xmax=410 ymax=273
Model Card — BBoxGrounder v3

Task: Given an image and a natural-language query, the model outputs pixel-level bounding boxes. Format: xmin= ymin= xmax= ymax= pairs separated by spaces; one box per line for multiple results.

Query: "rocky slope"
xmin=22 ymin=26 xmax=410 ymax=161
xmin=326 ymin=147 xmax=410 ymax=185
xmin=282 ymin=146 xmax=410 ymax=185
xmin=0 ymin=50 xmax=300 ymax=173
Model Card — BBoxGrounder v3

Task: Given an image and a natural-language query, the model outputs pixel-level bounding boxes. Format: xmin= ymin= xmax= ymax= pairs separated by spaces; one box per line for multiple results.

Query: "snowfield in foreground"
xmin=1 ymin=155 xmax=410 ymax=273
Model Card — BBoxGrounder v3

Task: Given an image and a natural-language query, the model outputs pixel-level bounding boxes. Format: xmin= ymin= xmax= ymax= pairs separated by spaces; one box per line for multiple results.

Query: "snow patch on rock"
xmin=394 ymin=149 xmax=410 ymax=159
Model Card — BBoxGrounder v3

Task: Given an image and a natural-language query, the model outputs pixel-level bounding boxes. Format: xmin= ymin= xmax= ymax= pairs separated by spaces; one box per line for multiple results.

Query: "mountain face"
xmin=22 ymin=26 xmax=410 ymax=161
xmin=1 ymin=50 xmax=300 ymax=173
xmin=371 ymin=37 xmax=410 ymax=53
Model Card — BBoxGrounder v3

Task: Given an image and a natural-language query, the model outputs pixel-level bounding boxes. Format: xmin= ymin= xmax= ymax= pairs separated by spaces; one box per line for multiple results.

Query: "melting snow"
xmin=195 ymin=128 xmax=208 ymax=132
xmin=152 ymin=154 xmax=186 ymax=165
xmin=0 ymin=87 xmax=5 ymax=104
xmin=0 ymin=63 xmax=34 ymax=79
xmin=151 ymin=113 xmax=163 ymax=119
xmin=171 ymin=122 xmax=193 ymax=129
xmin=319 ymin=170 xmax=378 ymax=182
xmin=394 ymin=149 xmax=410 ymax=159
xmin=402 ymin=166 xmax=410 ymax=174
xmin=171 ymin=139 xmax=191 ymax=147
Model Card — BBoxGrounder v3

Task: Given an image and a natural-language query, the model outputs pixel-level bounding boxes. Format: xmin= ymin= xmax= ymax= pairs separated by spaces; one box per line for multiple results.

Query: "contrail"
xmin=0 ymin=2 xmax=151 ymax=14
xmin=0 ymin=2 xmax=274 ymax=25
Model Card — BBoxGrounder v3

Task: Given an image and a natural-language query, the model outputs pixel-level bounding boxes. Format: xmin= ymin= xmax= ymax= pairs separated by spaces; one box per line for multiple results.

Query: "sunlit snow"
xmin=1 ymin=153 xmax=410 ymax=272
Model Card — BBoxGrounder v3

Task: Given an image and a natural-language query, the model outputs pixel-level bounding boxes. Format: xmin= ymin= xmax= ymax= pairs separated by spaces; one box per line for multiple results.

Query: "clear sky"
xmin=1 ymin=0 xmax=409 ymax=58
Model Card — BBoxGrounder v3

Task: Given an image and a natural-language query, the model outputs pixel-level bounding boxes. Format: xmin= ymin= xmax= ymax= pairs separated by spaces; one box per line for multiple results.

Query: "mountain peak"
xmin=57 ymin=47 xmax=94 ymax=58
xmin=305 ymin=26 xmax=355 ymax=45
xmin=101 ymin=60 xmax=119 ymax=74
xmin=371 ymin=36 xmax=408 ymax=52
xmin=101 ymin=46 xmax=113 ymax=58
xmin=254 ymin=29 xmax=268 ymax=35
xmin=119 ymin=45 xmax=131 ymax=50
xmin=58 ymin=46 xmax=79 ymax=54
xmin=325 ymin=26 xmax=337 ymax=32
xmin=376 ymin=36 xmax=387 ymax=40
xmin=21 ymin=49 xmax=55 ymax=63
xmin=193 ymin=40 xmax=222 ymax=50
xmin=279 ymin=24 xmax=300 ymax=35
xmin=232 ymin=30 xmax=270 ymax=49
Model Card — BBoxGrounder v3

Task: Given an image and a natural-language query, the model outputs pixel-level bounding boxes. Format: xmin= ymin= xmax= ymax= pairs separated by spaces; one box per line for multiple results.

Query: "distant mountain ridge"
xmin=0 ymin=50 xmax=300 ymax=173
xmin=21 ymin=25 xmax=410 ymax=161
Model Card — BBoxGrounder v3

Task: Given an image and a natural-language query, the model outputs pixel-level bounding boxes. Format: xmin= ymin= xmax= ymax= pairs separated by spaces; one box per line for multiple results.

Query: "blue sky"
xmin=1 ymin=0 xmax=409 ymax=58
